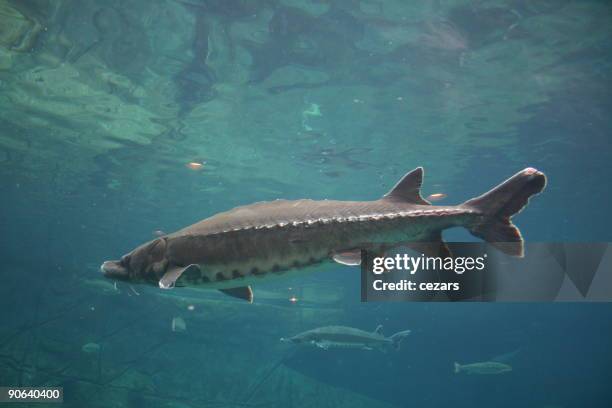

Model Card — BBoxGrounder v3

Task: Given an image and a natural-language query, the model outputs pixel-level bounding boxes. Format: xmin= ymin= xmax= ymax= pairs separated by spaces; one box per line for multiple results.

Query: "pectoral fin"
xmin=332 ymin=250 xmax=362 ymax=266
xmin=219 ymin=286 xmax=254 ymax=303
xmin=159 ymin=264 xmax=200 ymax=289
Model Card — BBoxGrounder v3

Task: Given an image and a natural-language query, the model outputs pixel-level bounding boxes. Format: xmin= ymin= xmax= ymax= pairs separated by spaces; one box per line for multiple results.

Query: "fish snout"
xmin=101 ymin=260 xmax=129 ymax=280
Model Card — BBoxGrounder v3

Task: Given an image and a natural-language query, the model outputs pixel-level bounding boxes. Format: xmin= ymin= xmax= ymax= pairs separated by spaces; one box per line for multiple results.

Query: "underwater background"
xmin=1 ymin=0 xmax=611 ymax=407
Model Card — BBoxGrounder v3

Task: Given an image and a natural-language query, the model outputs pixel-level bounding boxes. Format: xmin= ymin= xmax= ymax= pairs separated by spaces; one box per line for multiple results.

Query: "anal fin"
xmin=404 ymin=233 xmax=452 ymax=258
xmin=219 ymin=286 xmax=254 ymax=303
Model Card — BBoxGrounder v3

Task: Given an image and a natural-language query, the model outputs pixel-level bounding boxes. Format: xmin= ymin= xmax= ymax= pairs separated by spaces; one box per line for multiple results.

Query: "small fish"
xmin=281 ymin=325 xmax=411 ymax=351
xmin=171 ymin=316 xmax=186 ymax=332
xmin=186 ymin=162 xmax=204 ymax=171
xmin=426 ymin=193 xmax=447 ymax=202
xmin=454 ymin=361 xmax=512 ymax=375
xmin=81 ymin=342 xmax=101 ymax=353
xmin=153 ymin=230 xmax=166 ymax=237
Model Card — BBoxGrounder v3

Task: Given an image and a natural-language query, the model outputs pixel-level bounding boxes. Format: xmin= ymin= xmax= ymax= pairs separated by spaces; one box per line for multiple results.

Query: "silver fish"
xmin=454 ymin=361 xmax=512 ymax=375
xmin=281 ymin=325 xmax=411 ymax=351
xmin=100 ymin=167 xmax=546 ymax=303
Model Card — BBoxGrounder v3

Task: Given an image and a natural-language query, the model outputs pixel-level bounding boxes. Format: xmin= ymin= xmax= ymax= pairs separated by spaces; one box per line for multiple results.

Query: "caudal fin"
xmin=389 ymin=330 xmax=411 ymax=351
xmin=463 ymin=168 xmax=546 ymax=257
xmin=454 ymin=362 xmax=461 ymax=374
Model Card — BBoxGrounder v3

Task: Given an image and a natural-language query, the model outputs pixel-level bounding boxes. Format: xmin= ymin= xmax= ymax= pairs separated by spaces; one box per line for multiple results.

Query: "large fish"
xmin=101 ymin=167 xmax=546 ymax=303
xmin=280 ymin=325 xmax=411 ymax=351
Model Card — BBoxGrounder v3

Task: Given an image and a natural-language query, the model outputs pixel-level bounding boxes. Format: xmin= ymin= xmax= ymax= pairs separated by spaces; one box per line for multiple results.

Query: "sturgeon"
xmin=280 ymin=325 xmax=411 ymax=351
xmin=101 ymin=167 xmax=546 ymax=303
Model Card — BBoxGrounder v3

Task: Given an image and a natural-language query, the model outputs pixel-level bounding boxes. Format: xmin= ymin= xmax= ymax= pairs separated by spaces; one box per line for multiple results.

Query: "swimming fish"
xmin=186 ymin=161 xmax=204 ymax=170
xmin=81 ymin=342 xmax=101 ymax=353
xmin=426 ymin=193 xmax=447 ymax=202
xmin=100 ymin=167 xmax=546 ymax=303
xmin=454 ymin=361 xmax=512 ymax=375
xmin=281 ymin=325 xmax=411 ymax=351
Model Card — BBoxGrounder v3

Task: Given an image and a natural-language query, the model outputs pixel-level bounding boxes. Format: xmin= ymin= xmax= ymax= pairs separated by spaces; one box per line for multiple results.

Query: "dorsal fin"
xmin=382 ymin=167 xmax=431 ymax=205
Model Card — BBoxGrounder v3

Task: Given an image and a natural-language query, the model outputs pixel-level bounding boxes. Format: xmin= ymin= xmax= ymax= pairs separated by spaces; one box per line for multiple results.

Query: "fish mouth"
xmin=100 ymin=260 xmax=129 ymax=280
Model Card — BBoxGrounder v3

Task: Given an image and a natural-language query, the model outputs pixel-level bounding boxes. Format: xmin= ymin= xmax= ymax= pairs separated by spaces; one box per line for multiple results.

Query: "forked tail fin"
xmin=389 ymin=330 xmax=411 ymax=351
xmin=463 ymin=168 xmax=547 ymax=257
xmin=454 ymin=362 xmax=461 ymax=374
